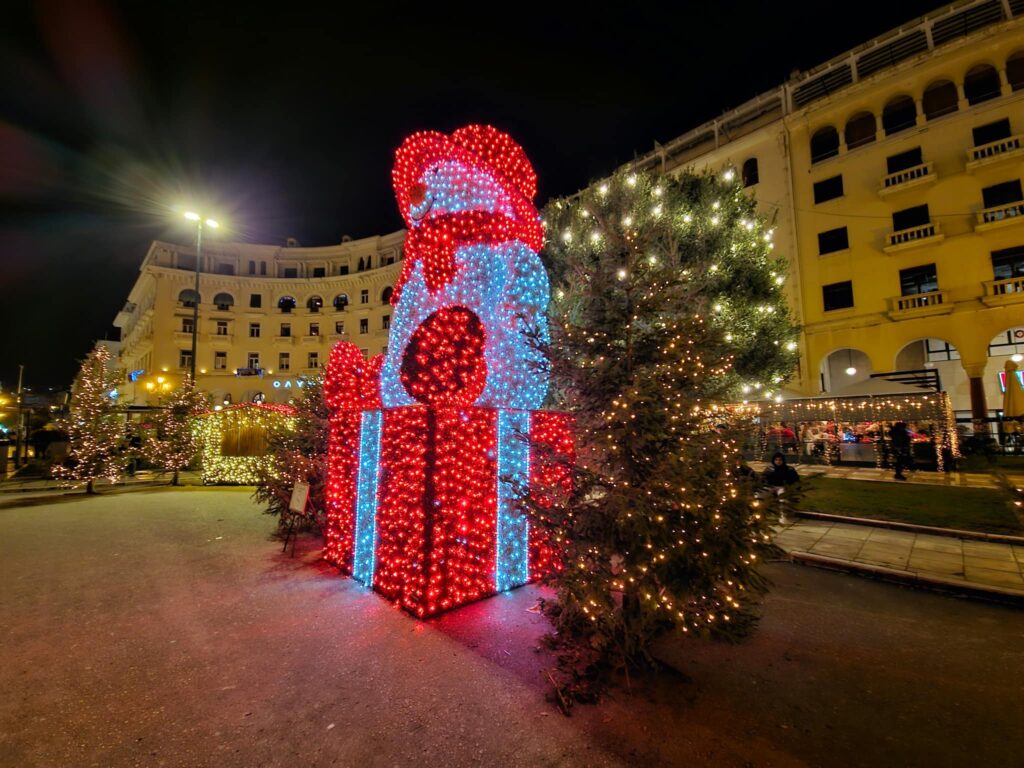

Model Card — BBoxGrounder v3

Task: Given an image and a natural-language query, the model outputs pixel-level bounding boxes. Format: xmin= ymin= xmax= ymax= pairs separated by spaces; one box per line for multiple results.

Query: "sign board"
xmin=289 ymin=482 xmax=310 ymax=514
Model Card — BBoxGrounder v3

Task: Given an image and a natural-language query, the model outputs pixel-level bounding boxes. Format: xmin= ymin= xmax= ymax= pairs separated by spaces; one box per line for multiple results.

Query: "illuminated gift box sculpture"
xmin=323 ymin=125 xmax=572 ymax=617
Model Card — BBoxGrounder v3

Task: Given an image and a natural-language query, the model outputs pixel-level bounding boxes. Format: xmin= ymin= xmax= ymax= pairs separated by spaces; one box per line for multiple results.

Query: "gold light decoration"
xmin=194 ymin=403 xmax=296 ymax=484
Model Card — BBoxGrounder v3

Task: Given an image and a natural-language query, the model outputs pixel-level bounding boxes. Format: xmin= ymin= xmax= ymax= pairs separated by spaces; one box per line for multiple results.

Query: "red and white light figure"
xmin=323 ymin=125 xmax=572 ymax=616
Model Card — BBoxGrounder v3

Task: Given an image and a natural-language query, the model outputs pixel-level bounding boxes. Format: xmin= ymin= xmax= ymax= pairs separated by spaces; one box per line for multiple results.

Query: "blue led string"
xmin=353 ymin=410 xmax=382 ymax=585
xmin=496 ymin=410 xmax=531 ymax=591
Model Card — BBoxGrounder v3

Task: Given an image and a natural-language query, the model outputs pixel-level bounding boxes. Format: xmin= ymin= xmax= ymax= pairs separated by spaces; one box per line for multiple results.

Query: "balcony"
xmin=208 ymin=333 xmax=233 ymax=347
xmin=974 ymin=201 xmax=1024 ymax=232
xmin=327 ymin=332 xmax=349 ymax=344
xmin=274 ymin=335 xmax=295 ymax=345
xmin=302 ymin=334 xmax=323 ymax=345
xmin=883 ymin=222 xmax=943 ymax=254
xmin=173 ymin=330 xmax=194 ymax=342
xmin=966 ymin=134 xmax=1024 ymax=172
xmin=887 ymin=290 xmax=952 ymax=320
xmin=878 ymin=162 xmax=935 ymax=197
xmin=981 ymin=276 xmax=1024 ymax=307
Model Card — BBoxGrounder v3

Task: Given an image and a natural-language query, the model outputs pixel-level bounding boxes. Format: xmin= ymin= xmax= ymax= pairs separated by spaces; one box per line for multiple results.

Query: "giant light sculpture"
xmin=323 ymin=125 xmax=573 ymax=617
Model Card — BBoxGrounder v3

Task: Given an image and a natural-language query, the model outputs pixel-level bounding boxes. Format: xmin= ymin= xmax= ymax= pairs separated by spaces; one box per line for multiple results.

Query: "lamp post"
xmin=183 ymin=211 xmax=219 ymax=385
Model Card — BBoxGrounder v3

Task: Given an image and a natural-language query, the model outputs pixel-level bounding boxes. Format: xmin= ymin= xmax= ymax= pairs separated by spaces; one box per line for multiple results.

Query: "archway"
xmin=894 ymin=338 xmax=966 ymax=414
xmin=819 ymin=348 xmax=873 ymax=393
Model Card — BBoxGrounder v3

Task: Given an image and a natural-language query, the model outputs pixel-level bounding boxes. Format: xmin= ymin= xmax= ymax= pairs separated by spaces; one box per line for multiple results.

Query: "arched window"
xmin=333 ymin=293 xmax=349 ymax=311
xmin=964 ymin=64 xmax=1000 ymax=105
xmin=810 ymin=126 xmax=839 ymax=163
xmin=365 ymin=255 xmax=373 ymax=270
xmin=248 ymin=261 xmax=256 ymax=275
xmin=381 ymin=286 xmax=394 ymax=304
xmin=178 ymin=289 xmax=200 ymax=308
xmin=213 ymin=292 xmax=234 ymax=311
xmin=844 ymin=112 xmax=876 ymax=150
xmin=1005 ymin=51 xmax=1024 ymax=91
xmin=260 ymin=261 xmax=267 ymax=275
xmin=278 ymin=296 xmax=296 ymax=313
xmin=357 ymin=257 xmax=365 ymax=272
xmin=741 ymin=158 xmax=759 ymax=187
xmin=922 ymin=80 xmax=958 ymax=120
xmin=882 ymin=95 xmax=917 ymax=135
xmin=306 ymin=295 xmax=323 ymax=313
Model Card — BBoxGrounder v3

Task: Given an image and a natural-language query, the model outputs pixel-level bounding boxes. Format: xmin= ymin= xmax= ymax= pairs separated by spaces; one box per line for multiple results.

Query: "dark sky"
xmin=0 ymin=0 xmax=941 ymax=390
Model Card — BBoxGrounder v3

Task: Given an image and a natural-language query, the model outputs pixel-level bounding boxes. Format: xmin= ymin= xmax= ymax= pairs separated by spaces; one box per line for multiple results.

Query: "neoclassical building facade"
xmin=113 ymin=232 xmax=404 ymax=407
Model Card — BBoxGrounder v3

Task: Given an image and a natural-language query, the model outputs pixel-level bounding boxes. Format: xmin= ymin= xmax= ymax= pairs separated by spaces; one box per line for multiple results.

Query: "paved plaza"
xmin=3 ymin=490 xmax=1024 ymax=767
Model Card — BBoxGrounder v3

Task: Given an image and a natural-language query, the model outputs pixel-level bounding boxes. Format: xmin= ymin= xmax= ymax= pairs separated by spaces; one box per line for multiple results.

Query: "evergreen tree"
xmin=52 ymin=345 xmax=129 ymax=494
xmin=253 ymin=378 xmax=328 ymax=533
xmin=531 ymin=167 xmax=799 ymax=699
xmin=143 ymin=377 xmax=205 ymax=485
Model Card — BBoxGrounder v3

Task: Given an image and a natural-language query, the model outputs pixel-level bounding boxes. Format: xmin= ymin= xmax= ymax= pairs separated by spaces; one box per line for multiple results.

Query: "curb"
xmin=788 ymin=550 xmax=1024 ymax=606
xmin=795 ymin=510 xmax=1024 ymax=546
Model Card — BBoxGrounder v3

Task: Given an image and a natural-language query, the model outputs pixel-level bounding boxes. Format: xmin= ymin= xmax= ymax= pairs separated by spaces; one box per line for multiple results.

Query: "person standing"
xmin=890 ymin=421 xmax=911 ymax=481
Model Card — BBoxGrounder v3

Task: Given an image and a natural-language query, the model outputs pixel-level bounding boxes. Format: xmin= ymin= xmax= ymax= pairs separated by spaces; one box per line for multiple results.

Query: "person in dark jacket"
xmin=890 ymin=421 xmax=912 ymax=480
xmin=763 ymin=451 xmax=800 ymax=487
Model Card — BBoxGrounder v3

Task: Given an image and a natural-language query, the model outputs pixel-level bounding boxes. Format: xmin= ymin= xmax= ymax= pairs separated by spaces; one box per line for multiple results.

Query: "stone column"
xmin=963 ymin=361 xmax=990 ymax=435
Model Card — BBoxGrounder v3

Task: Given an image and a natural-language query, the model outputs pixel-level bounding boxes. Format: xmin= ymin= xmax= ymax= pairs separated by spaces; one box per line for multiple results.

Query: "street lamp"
xmin=182 ymin=211 xmax=219 ymax=384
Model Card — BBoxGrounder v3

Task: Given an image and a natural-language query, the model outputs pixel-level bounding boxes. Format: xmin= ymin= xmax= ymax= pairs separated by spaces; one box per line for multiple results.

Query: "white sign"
xmin=289 ymin=482 xmax=310 ymax=514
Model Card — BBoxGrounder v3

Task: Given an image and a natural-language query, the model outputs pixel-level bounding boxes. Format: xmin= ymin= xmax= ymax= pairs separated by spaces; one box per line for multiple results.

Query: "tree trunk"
xmin=172 ymin=468 xmax=180 ymax=486
xmin=86 ymin=478 xmax=95 ymax=495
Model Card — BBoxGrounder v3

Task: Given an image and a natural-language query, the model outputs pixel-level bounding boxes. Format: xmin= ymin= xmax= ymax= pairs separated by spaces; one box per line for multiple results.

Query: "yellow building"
xmin=633 ymin=0 xmax=1024 ymax=427
xmin=113 ymin=232 xmax=405 ymax=407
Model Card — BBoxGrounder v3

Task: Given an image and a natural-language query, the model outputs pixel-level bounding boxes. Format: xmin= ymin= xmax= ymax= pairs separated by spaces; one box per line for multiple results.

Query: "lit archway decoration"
xmin=323 ymin=125 xmax=572 ymax=616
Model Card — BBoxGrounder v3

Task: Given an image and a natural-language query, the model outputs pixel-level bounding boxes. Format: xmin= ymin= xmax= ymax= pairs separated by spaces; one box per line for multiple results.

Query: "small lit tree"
xmin=254 ymin=378 xmax=328 ymax=533
xmin=52 ymin=345 xmax=129 ymax=494
xmin=531 ymin=167 xmax=799 ymax=701
xmin=143 ymin=377 xmax=205 ymax=485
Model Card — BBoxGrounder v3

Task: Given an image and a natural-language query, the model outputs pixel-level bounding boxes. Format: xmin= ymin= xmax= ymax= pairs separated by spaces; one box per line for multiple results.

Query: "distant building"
xmin=631 ymin=0 xmax=1024 ymax=425
xmin=112 ymin=232 xmax=404 ymax=406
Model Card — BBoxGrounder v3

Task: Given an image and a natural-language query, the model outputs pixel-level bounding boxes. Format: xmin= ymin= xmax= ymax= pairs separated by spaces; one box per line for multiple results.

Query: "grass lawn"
xmin=800 ymin=477 xmax=1023 ymax=536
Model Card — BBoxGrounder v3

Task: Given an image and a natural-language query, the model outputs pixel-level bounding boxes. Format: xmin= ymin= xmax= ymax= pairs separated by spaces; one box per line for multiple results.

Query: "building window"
xmin=260 ymin=262 xmax=267 ymax=275
xmin=887 ymin=147 xmax=923 ymax=174
xmin=922 ymin=80 xmax=958 ymax=120
xmin=741 ymin=158 xmax=759 ymax=187
xmin=308 ymin=352 xmax=319 ymax=369
xmin=964 ymin=63 xmax=1000 ymax=106
xmin=280 ymin=323 xmax=291 ymax=337
xmin=248 ymin=352 xmax=260 ymax=369
xmin=360 ymin=289 xmax=369 ymax=304
xmin=216 ymin=320 xmax=228 ymax=336
xmin=973 ymin=118 xmax=1011 ymax=147
xmin=339 ymin=265 xmax=349 ymax=275
xmin=899 ymin=264 xmax=938 ymax=296
xmin=1008 ymin=51 xmax=1024 ymax=92
xmin=216 ymin=263 xmax=235 ymax=275
xmin=926 ymin=339 xmax=960 ymax=362
xmin=313 ymin=267 xmax=326 ymax=277
xmin=249 ymin=293 xmax=262 ymax=308
xmin=385 ymin=255 xmax=395 ymax=265
xmin=360 ymin=348 xmax=369 ymax=358
xmin=992 ymin=246 xmax=1024 ymax=279
xmin=307 ymin=295 xmax=323 ymax=313
xmin=817 ymin=227 xmax=849 ymax=255
xmin=182 ymin=317 xmax=195 ymax=333
xmin=359 ymin=318 xmax=368 ymax=334
xmin=844 ymin=112 xmax=876 ymax=150
xmin=357 ymin=257 xmax=365 ymax=272
xmin=309 ymin=323 xmax=319 ymax=336
xmin=279 ymin=352 xmax=290 ymax=371
xmin=333 ymin=293 xmax=348 ymax=310
xmin=892 ymin=204 xmax=930 ymax=232
xmin=214 ymin=351 xmax=227 ymax=370
xmin=981 ymin=179 xmax=1023 ymax=209
xmin=179 ymin=349 xmax=193 ymax=369
xmin=381 ymin=286 xmax=393 ymax=304
xmin=283 ymin=267 xmax=298 ymax=278
xmin=213 ymin=292 xmax=234 ymax=311
xmin=248 ymin=260 xmax=256 ymax=275
xmin=882 ymin=95 xmax=916 ymax=135
xmin=249 ymin=322 xmax=261 ymax=338
xmin=278 ymin=296 xmax=296 ymax=313
xmin=335 ymin=321 xmax=344 ymax=334
xmin=822 ymin=281 xmax=854 ymax=312
xmin=813 ymin=175 xmax=843 ymax=204
xmin=382 ymin=314 xmax=390 ymax=330
xmin=178 ymin=289 xmax=199 ymax=308
xmin=810 ymin=126 xmax=839 ymax=163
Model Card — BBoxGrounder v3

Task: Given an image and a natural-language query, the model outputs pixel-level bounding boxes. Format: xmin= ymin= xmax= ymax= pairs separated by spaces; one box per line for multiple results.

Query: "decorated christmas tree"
xmin=254 ymin=378 xmax=328 ymax=533
xmin=52 ymin=345 xmax=129 ymax=494
xmin=532 ymin=167 xmax=799 ymax=699
xmin=143 ymin=376 xmax=205 ymax=486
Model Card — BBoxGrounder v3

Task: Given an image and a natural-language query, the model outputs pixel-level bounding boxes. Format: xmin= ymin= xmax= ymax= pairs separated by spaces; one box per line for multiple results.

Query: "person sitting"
xmin=763 ymin=451 xmax=799 ymax=487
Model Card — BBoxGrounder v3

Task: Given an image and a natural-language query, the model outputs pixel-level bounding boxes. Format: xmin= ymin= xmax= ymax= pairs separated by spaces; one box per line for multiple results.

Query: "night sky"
xmin=0 ymin=0 xmax=941 ymax=390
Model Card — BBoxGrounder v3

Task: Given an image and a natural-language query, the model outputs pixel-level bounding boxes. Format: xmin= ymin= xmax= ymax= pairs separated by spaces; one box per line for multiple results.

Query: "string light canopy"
xmin=194 ymin=402 xmax=296 ymax=485
xmin=323 ymin=125 xmax=572 ymax=617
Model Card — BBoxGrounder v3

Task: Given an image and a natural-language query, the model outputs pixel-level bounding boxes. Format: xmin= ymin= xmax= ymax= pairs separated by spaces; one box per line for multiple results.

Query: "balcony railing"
xmin=885 ymin=222 xmax=941 ymax=251
xmin=880 ymin=162 xmax=933 ymax=192
xmin=967 ymin=135 xmax=1024 ymax=168
xmin=975 ymin=201 xmax=1024 ymax=228
xmin=887 ymin=289 xmax=950 ymax=318
xmin=982 ymin=276 xmax=1024 ymax=306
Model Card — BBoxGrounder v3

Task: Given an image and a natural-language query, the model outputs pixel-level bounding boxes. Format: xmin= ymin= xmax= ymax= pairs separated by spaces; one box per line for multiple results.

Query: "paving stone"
xmin=962 ymin=542 xmax=1017 ymax=561
xmin=912 ymin=538 xmax=963 ymax=555
xmin=962 ymin=556 xmax=1022 ymax=574
xmin=907 ymin=556 xmax=964 ymax=577
xmin=810 ymin=540 xmax=865 ymax=558
xmin=824 ymin=525 xmax=873 ymax=540
xmin=963 ymin=567 xmax=1024 ymax=589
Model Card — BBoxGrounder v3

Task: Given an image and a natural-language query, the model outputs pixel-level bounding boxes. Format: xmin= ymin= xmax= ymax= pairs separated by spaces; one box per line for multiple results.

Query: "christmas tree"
xmin=143 ymin=377 xmax=205 ymax=486
xmin=531 ymin=167 xmax=799 ymax=700
xmin=52 ymin=345 xmax=129 ymax=494
xmin=254 ymin=378 xmax=328 ymax=533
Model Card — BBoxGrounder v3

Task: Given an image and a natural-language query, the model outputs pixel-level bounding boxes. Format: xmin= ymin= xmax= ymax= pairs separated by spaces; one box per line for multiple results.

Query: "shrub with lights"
xmin=532 ymin=167 xmax=799 ymax=700
xmin=323 ymin=125 xmax=572 ymax=617
xmin=194 ymin=403 xmax=296 ymax=485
